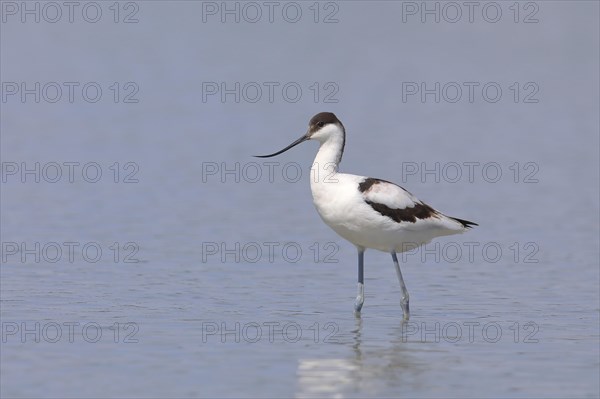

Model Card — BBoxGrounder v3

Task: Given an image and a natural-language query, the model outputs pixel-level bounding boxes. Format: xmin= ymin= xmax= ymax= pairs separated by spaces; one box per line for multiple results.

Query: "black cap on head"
xmin=308 ymin=112 xmax=342 ymax=134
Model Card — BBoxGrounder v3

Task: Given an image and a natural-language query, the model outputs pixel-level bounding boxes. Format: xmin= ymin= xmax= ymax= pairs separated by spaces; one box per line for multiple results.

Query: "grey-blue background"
xmin=1 ymin=1 xmax=598 ymax=398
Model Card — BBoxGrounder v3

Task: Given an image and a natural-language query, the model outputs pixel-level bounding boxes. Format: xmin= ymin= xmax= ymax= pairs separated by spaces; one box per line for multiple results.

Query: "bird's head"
xmin=255 ymin=112 xmax=344 ymax=158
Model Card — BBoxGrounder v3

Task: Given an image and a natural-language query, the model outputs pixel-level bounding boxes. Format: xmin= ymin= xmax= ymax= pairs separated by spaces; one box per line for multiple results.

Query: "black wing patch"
xmin=358 ymin=178 xmax=393 ymax=193
xmin=358 ymin=177 xmax=477 ymax=226
xmin=365 ymin=200 xmax=438 ymax=223
xmin=359 ymin=178 xmax=437 ymax=223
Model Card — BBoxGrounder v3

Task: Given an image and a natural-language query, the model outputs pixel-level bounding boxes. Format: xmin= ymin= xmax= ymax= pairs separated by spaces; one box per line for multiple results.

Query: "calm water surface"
xmin=1 ymin=2 xmax=599 ymax=398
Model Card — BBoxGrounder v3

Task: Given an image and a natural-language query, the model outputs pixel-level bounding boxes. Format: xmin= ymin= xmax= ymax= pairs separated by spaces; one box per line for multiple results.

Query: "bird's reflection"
xmin=296 ymin=316 xmax=427 ymax=397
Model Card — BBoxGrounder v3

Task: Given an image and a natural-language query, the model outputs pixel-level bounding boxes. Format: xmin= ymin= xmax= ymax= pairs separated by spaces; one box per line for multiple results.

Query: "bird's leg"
xmin=391 ymin=252 xmax=410 ymax=320
xmin=354 ymin=249 xmax=365 ymax=313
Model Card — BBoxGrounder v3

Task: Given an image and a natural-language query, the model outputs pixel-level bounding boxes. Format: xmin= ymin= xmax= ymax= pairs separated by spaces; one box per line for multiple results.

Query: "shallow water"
xmin=1 ymin=1 xmax=599 ymax=398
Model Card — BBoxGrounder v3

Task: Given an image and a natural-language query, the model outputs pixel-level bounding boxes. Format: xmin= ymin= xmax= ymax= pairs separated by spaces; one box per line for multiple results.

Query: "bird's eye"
xmin=317 ymin=121 xmax=325 ymax=128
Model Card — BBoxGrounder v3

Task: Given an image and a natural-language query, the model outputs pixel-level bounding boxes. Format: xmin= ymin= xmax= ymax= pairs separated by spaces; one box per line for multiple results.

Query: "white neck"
xmin=310 ymin=133 xmax=344 ymax=185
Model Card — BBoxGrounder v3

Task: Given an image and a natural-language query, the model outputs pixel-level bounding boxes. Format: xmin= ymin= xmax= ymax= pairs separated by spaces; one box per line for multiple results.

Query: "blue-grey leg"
xmin=354 ymin=249 xmax=365 ymax=312
xmin=391 ymin=252 xmax=410 ymax=320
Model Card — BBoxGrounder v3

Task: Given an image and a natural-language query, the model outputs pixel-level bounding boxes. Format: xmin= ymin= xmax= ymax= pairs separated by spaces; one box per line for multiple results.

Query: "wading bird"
xmin=256 ymin=112 xmax=477 ymax=319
